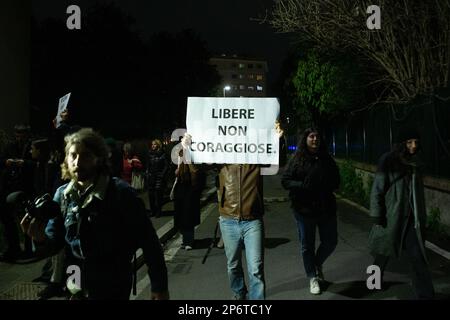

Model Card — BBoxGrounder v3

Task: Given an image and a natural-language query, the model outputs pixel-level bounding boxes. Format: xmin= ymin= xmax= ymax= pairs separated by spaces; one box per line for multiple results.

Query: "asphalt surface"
xmin=1 ymin=171 xmax=449 ymax=300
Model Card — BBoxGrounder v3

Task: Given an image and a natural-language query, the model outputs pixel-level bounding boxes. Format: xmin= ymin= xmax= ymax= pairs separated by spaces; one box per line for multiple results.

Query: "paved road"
xmin=1 ymin=172 xmax=449 ymax=300
xmin=132 ymin=173 xmax=450 ymax=300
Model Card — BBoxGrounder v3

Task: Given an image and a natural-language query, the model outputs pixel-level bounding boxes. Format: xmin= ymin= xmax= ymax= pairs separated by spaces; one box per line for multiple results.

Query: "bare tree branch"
xmin=266 ymin=0 xmax=450 ymax=105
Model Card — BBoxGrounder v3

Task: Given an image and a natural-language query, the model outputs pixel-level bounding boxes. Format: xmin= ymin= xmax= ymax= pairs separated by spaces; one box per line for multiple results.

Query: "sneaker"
xmin=310 ymin=277 xmax=321 ymax=295
xmin=184 ymin=245 xmax=193 ymax=251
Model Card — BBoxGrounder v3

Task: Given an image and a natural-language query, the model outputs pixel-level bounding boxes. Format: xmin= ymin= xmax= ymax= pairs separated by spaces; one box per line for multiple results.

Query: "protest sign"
xmin=56 ymin=92 xmax=71 ymax=128
xmin=186 ymin=97 xmax=280 ymax=164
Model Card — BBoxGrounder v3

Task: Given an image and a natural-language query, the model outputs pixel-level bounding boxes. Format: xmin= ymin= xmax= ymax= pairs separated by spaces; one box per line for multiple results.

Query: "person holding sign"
xmin=181 ymin=121 xmax=283 ymax=300
xmin=281 ymin=128 xmax=340 ymax=295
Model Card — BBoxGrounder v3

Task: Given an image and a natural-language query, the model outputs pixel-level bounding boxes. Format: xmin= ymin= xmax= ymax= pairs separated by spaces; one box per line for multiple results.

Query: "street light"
xmin=223 ymin=85 xmax=231 ymax=97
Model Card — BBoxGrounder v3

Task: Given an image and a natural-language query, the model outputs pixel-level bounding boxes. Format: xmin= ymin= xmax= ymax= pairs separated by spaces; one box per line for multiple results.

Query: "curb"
xmin=336 ymin=195 xmax=450 ymax=261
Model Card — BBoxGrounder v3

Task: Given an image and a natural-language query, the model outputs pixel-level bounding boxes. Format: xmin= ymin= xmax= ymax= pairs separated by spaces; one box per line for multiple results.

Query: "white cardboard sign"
xmin=56 ymin=92 xmax=71 ymax=128
xmin=186 ymin=97 xmax=280 ymax=164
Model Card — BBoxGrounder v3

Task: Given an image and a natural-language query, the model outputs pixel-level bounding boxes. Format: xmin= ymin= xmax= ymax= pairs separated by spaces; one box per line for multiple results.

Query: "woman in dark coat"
xmin=147 ymin=139 xmax=168 ymax=217
xmin=173 ymin=158 xmax=205 ymax=250
xmin=281 ymin=128 xmax=340 ymax=295
xmin=369 ymin=128 xmax=434 ymax=299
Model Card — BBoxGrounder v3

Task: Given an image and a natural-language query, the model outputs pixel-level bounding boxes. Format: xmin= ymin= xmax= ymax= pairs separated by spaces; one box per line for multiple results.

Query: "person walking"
xmin=368 ymin=127 xmax=435 ymax=299
xmin=21 ymin=128 xmax=169 ymax=300
xmin=281 ymin=127 xmax=340 ymax=295
xmin=146 ymin=139 xmax=168 ymax=217
xmin=173 ymin=151 xmax=205 ymax=250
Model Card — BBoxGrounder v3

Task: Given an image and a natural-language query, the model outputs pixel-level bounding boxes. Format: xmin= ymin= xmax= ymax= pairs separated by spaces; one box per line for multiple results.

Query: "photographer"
xmin=21 ymin=128 xmax=169 ymax=300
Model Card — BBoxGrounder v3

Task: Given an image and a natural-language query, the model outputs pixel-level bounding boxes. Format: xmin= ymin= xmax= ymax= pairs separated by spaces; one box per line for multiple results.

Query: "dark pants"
xmin=0 ymin=191 xmax=32 ymax=255
xmin=148 ymin=188 xmax=163 ymax=217
xmin=373 ymin=222 xmax=435 ymax=299
xmin=181 ymin=227 xmax=195 ymax=247
xmin=294 ymin=212 xmax=338 ymax=278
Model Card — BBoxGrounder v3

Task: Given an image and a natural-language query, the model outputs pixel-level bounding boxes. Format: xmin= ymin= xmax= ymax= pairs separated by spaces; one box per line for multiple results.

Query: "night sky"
xmin=32 ymin=0 xmax=293 ymax=83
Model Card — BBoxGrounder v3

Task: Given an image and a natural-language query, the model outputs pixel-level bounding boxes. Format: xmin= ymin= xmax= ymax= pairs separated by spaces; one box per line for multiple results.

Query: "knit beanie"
xmin=397 ymin=127 xmax=420 ymax=143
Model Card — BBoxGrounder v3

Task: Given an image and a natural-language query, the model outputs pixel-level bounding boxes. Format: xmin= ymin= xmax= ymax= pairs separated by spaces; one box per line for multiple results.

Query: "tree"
xmin=290 ymin=50 xmax=361 ymax=129
xmin=268 ymin=0 xmax=450 ymax=105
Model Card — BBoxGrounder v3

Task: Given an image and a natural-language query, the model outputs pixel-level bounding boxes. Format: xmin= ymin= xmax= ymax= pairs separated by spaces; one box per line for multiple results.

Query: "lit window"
xmin=248 ymin=86 xmax=255 ymax=91
xmin=257 ymin=85 xmax=263 ymax=91
xmin=256 ymin=75 xmax=263 ymax=81
xmin=239 ymin=74 xmax=244 ymax=79
xmin=248 ymin=74 xmax=254 ymax=79
xmin=239 ymin=63 xmax=245 ymax=69
xmin=239 ymin=85 xmax=246 ymax=90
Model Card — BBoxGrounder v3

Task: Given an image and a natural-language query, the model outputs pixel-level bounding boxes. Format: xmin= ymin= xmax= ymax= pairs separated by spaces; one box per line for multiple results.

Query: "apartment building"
xmin=210 ymin=55 xmax=268 ymax=97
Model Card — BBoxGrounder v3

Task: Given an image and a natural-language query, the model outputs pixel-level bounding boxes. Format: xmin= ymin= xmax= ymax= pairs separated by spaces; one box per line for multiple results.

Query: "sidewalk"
xmin=0 ymin=175 xmax=217 ymax=300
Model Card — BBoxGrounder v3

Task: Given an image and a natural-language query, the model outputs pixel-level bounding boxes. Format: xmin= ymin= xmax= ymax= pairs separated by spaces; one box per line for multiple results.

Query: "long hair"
xmin=61 ymin=128 xmax=111 ymax=180
xmin=294 ymin=127 xmax=327 ymax=163
xmin=151 ymin=139 xmax=162 ymax=151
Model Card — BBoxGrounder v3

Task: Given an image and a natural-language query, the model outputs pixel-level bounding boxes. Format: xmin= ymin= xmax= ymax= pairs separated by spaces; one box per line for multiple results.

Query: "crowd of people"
xmin=0 ymin=112 xmax=436 ymax=300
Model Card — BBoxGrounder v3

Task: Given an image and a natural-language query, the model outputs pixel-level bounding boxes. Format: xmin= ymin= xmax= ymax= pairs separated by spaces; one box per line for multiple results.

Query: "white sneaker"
xmin=310 ymin=277 xmax=321 ymax=295
xmin=184 ymin=245 xmax=193 ymax=251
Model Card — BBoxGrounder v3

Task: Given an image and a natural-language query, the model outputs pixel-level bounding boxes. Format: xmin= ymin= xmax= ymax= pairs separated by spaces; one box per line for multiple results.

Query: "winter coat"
xmin=147 ymin=150 xmax=168 ymax=190
xmin=174 ymin=164 xmax=205 ymax=230
xmin=368 ymin=151 xmax=428 ymax=259
xmin=45 ymin=175 xmax=168 ymax=299
xmin=281 ymin=152 xmax=340 ymax=217
xmin=217 ymin=164 xmax=264 ymax=220
xmin=121 ymin=156 xmax=143 ymax=184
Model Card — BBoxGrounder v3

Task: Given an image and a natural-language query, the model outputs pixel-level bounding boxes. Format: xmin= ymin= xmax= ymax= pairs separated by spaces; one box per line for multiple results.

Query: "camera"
xmin=24 ymin=194 xmax=61 ymax=221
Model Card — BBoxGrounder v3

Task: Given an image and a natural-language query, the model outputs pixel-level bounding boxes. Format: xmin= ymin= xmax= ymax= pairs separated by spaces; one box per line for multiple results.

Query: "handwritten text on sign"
xmin=186 ymin=97 xmax=280 ymax=164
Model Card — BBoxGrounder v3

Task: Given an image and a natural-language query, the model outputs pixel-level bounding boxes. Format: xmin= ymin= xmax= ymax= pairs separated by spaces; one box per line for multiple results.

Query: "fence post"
xmin=345 ymin=126 xmax=349 ymax=158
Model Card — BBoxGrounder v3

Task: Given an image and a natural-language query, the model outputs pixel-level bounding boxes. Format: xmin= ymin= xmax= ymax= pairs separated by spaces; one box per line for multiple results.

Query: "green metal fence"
xmin=331 ymin=93 xmax=450 ymax=179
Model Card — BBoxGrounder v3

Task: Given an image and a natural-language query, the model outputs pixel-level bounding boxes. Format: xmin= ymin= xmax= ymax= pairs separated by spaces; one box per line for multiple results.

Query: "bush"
xmin=427 ymin=207 xmax=444 ymax=235
xmin=338 ymin=159 xmax=372 ymax=209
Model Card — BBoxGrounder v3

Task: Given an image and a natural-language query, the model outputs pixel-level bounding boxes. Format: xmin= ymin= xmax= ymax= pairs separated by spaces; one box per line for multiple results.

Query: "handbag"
xmin=131 ymin=171 xmax=145 ymax=191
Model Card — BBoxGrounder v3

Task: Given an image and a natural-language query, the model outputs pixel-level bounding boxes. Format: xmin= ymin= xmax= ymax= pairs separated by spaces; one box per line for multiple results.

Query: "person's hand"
xmin=20 ymin=214 xmax=47 ymax=243
xmin=371 ymin=216 xmax=387 ymax=228
xmin=181 ymin=133 xmax=192 ymax=149
xmin=151 ymin=290 xmax=170 ymax=300
xmin=275 ymin=121 xmax=284 ymax=138
xmin=6 ymin=159 xmax=15 ymax=167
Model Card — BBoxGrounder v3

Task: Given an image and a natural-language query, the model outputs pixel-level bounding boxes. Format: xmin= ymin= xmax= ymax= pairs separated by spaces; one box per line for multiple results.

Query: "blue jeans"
xmin=219 ymin=217 xmax=265 ymax=300
xmin=294 ymin=212 xmax=338 ymax=278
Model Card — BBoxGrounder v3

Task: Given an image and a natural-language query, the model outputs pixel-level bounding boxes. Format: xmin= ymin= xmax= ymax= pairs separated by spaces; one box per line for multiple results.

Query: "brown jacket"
xmin=217 ymin=164 xmax=264 ymax=220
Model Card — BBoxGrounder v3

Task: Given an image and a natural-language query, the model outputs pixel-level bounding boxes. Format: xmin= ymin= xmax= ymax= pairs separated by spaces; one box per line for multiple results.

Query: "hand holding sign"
xmin=55 ymin=93 xmax=71 ymax=128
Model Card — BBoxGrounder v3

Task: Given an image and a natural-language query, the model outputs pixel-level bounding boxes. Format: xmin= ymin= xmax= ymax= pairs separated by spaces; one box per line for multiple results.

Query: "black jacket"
xmin=147 ymin=150 xmax=168 ymax=190
xmin=47 ymin=176 xmax=168 ymax=299
xmin=282 ymin=152 xmax=340 ymax=217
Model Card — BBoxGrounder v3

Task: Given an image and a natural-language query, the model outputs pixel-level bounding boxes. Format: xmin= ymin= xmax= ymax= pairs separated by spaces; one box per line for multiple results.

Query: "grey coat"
xmin=368 ymin=151 xmax=427 ymax=260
